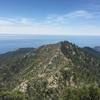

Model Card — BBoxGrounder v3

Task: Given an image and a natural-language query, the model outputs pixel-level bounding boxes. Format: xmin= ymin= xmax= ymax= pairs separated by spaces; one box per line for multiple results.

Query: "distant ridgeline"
xmin=94 ymin=46 xmax=100 ymax=53
xmin=0 ymin=41 xmax=100 ymax=100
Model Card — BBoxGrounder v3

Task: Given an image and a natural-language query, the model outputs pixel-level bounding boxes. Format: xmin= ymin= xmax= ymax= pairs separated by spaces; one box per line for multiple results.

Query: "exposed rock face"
xmin=47 ymin=75 xmax=58 ymax=88
xmin=18 ymin=80 xmax=28 ymax=93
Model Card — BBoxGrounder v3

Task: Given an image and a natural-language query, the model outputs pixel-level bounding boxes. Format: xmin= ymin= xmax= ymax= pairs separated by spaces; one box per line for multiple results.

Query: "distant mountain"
xmin=94 ymin=46 xmax=100 ymax=53
xmin=0 ymin=41 xmax=100 ymax=100
xmin=83 ymin=47 xmax=100 ymax=58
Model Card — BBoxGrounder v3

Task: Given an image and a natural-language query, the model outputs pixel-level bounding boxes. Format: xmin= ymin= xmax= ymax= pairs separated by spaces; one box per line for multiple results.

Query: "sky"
xmin=0 ymin=0 xmax=100 ymax=35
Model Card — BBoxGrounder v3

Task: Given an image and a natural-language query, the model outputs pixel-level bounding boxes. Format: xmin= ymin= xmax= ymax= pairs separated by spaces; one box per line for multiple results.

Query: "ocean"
xmin=0 ymin=35 xmax=100 ymax=54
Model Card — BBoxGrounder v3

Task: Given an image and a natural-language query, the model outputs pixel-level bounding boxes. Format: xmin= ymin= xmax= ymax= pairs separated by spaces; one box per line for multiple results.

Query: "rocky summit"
xmin=0 ymin=41 xmax=100 ymax=100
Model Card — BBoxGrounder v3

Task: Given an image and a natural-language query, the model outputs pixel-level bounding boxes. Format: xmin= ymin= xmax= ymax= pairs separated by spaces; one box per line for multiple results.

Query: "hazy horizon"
xmin=0 ymin=34 xmax=100 ymax=54
xmin=0 ymin=0 xmax=100 ymax=53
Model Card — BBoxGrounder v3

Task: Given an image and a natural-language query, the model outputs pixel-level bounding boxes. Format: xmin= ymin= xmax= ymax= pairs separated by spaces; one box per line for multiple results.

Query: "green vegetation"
xmin=0 ymin=41 xmax=100 ymax=100
xmin=0 ymin=90 xmax=28 ymax=100
xmin=59 ymin=85 xmax=100 ymax=100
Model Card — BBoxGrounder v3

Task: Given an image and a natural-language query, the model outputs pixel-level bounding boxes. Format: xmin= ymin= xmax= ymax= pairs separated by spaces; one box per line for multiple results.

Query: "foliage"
xmin=0 ymin=41 xmax=100 ymax=100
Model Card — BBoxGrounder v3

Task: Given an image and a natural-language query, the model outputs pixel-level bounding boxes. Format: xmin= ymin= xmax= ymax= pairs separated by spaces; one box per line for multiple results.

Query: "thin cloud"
xmin=0 ymin=10 xmax=94 ymax=26
xmin=0 ymin=10 xmax=100 ymax=35
xmin=66 ymin=10 xmax=93 ymax=19
xmin=44 ymin=10 xmax=94 ymax=25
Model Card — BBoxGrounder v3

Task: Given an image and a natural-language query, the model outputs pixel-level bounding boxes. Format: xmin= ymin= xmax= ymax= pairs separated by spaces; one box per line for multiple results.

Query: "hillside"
xmin=0 ymin=41 xmax=100 ymax=100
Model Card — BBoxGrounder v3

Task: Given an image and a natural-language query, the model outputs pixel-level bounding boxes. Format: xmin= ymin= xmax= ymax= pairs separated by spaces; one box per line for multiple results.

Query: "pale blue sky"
xmin=0 ymin=0 xmax=100 ymax=35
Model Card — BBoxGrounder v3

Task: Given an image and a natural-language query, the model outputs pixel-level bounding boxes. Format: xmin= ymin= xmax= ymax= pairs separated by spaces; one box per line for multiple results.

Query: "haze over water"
xmin=0 ymin=34 xmax=100 ymax=54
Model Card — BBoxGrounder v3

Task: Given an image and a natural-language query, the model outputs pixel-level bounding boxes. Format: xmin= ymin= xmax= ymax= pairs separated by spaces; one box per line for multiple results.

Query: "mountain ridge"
xmin=0 ymin=41 xmax=100 ymax=100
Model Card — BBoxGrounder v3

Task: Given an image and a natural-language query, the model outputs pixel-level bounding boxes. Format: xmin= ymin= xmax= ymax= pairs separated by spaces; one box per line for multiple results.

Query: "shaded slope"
xmin=83 ymin=47 xmax=100 ymax=59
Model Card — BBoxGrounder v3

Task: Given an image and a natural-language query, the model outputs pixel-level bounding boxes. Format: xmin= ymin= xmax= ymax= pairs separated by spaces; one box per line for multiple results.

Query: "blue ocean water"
xmin=0 ymin=35 xmax=100 ymax=54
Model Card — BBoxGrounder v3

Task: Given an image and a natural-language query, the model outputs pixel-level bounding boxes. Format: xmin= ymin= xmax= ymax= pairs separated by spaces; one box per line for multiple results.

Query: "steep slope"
xmin=0 ymin=48 xmax=36 ymax=91
xmin=0 ymin=41 xmax=100 ymax=100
